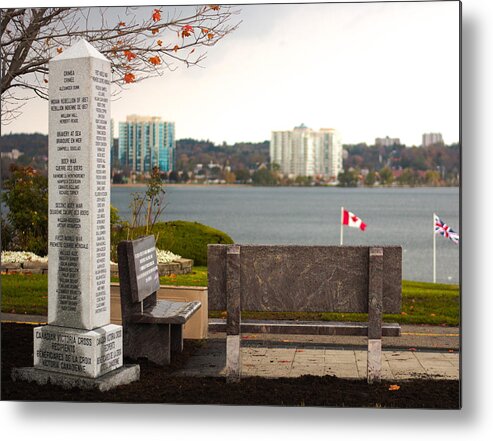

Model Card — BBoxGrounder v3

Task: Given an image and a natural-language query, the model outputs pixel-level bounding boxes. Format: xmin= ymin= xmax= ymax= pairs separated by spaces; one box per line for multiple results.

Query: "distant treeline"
xmin=0 ymin=134 xmax=459 ymax=186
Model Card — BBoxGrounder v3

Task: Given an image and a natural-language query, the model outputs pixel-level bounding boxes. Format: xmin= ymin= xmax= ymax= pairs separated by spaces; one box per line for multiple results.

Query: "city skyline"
xmin=2 ymin=1 xmax=460 ymax=147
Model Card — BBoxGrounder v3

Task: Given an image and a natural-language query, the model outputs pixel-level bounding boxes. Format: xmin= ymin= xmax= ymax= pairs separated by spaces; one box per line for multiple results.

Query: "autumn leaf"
xmin=123 ymin=72 xmax=135 ymax=84
xmin=201 ymin=28 xmax=209 ymax=34
xmin=56 ymin=47 xmax=63 ymax=54
xmin=157 ymin=39 xmax=163 ymax=46
xmin=388 ymin=384 xmax=400 ymax=391
xmin=209 ymin=5 xmax=220 ymax=11
xmin=401 ymin=311 xmax=407 ymax=316
xmin=149 ymin=55 xmax=161 ymax=65
xmin=173 ymin=45 xmax=179 ymax=52
xmin=182 ymin=24 xmax=193 ymax=37
xmin=124 ymin=50 xmax=136 ymax=61
xmin=152 ymin=8 xmax=161 ymax=22
xmin=151 ymin=28 xmax=159 ymax=35
xmin=207 ymin=32 xmax=214 ymax=40
xmin=118 ymin=21 xmax=126 ymax=27
xmin=43 ymin=79 xmax=48 ymax=83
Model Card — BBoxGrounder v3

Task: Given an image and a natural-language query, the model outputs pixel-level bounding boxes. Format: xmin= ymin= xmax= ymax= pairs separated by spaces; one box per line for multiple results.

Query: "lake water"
xmin=111 ymin=186 xmax=460 ymax=284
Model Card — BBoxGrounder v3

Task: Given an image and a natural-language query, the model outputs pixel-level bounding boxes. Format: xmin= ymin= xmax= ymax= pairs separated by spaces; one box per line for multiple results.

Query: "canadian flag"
xmin=342 ymin=208 xmax=367 ymax=231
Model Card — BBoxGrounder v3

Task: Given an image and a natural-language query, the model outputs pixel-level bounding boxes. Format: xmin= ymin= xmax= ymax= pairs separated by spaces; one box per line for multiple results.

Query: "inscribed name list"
xmin=48 ymin=42 xmax=111 ymax=330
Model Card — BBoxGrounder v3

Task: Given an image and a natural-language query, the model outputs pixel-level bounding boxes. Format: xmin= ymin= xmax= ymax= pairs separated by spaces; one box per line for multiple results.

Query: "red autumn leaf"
xmin=173 ymin=45 xmax=179 ymax=52
xmin=182 ymin=24 xmax=193 ymax=37
xmin=151 ymin=28 xmax=159 ymax=35
xmin=56 ymin=47 xmax=63 ymax=54
xmin=118 ymin=21 xmax=126 ymax=27
xmin=152 ymin=9 xmax=161 ymax=22
xmin=202 ymin=28 xmax=209 ymax=34
xmin=157 ymin=39 xmax=163 ymax=46
xmin=207 ymin=32 xmax=214 ymax=40
xmin=209 ymin=5 xmax=220 ymax=11
xmin=149 ymin=55 xmax=161 ymax=65
xmin=124 ymin=50 xmax=136 ymax=61
xmin=43 ymin=79 xmax=48 ymax=83
xmin=388 ymin=384 xmax=400 ymax=391
xmin=123 ymin=72 xmax=135 ymax=83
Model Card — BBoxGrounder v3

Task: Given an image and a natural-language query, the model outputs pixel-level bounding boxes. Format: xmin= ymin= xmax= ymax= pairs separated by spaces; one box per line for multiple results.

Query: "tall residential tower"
xmin=118 ymin=115 xmax=175 ymax=173
xmin=271 ymin=125 xmax=342 ymax=180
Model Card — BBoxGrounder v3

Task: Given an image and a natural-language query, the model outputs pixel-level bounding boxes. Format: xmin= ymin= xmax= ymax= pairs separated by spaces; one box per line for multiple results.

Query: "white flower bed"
xmin=3 ymin=249 xmax=181 ymax=265
xmin=1 ymin=251 xmax=48 ymax=264
xmin=156 ymin=249 xmax=182 ymax=264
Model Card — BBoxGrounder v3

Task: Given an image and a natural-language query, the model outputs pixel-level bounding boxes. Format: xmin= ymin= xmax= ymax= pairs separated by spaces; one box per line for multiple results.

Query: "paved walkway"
xmin=173 ymin=334 xmax=459 ymax=380
xmin=2 ymin=314 xmax=460 ymax=381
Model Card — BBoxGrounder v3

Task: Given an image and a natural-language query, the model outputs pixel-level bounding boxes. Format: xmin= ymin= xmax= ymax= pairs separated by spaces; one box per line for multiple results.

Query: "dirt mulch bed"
xmin=1 ymin=323 xmax=460 ymax=408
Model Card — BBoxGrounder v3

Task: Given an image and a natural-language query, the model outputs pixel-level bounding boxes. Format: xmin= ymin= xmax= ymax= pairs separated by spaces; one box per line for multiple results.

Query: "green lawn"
xmin=1 ymin=270 xmax=459 ymax=326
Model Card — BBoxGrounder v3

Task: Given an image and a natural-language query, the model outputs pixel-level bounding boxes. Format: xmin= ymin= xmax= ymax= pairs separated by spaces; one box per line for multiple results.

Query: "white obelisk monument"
xmin=13 ymin=40 xmax=139 ymax=389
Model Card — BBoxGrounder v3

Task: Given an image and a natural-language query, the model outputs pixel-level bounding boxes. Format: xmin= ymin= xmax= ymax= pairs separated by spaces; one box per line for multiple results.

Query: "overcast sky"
xmin=3 ymin=1 xmax=460 ymax=146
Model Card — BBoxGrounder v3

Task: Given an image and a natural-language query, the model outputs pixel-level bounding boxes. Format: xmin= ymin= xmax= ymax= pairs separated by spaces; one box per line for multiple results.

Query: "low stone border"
xmin=1 ymin=262 xmax=48 ymax=274
xmin=1 ymin=258 xmax=193 ymax=277
xmin=110 ymin=258 xmax=193 ymax=277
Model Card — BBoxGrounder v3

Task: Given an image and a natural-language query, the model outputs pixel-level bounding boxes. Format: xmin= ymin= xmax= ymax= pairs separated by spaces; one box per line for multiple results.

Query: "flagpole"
xmin=340 ymin=206 xmax=344 ymax=245
xmin=433 ymin=213 xmax=436 ymax=284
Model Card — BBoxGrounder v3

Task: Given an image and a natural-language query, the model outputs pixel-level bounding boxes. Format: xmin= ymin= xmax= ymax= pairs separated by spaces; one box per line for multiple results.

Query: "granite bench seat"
xmin=208 ymin=244 xmax=402 ymax=383
xmin=118 ymin=237 xmax=201 ymax=365
xmin=131 ymin=300 xmax=201 ymax=325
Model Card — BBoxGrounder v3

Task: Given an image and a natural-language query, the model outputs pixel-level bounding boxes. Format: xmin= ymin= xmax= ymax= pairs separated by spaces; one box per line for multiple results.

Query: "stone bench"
xmin=208 ymin=244 xmax=402 ymax=383
xmin=117 ymin=236 xmax=201 ymax=365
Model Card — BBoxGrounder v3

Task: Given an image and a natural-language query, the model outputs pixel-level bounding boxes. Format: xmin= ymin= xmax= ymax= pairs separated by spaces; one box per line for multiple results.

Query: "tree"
xmin=251 ymin=168 xmax=278 ymax=186
xmin=234 ymin=168 xmax=250 ymax=183
xmin=378 ymin=167 xmax=394 ymax=186
xmin=337 ymin=169 xmax=359 ymax=187
xmin=1 ymin=165 xmax=48 ymax=255
xmin=1 ymin=6 xmax=240 ymax=123
xmin=364 ymin=170 xmax=377 ymax=187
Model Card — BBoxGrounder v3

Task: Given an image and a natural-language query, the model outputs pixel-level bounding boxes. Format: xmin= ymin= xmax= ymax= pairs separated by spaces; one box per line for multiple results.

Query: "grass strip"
xmin=1 ymin=271 xmax=459 ymax=326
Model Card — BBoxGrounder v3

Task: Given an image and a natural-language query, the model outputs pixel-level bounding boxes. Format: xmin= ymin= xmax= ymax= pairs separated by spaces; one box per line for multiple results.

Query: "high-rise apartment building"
xmin=422 ymin=133 xmax=444 ymax=147
xmin=375 ymin=136 xmax=401 ymax=147
xmin=270 ymin=125 xmax=342 ymax=180
xmin=118 ymin=115 xmax=175 ymax=173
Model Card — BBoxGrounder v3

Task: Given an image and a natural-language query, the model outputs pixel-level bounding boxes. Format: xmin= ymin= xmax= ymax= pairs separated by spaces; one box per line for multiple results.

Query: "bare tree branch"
xmin=1 ymin=5 xmax=241 ymax=123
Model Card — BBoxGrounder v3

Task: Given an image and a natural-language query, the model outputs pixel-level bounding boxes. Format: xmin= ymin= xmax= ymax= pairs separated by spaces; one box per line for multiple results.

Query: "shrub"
xmin=111 ymin=220 xmax=234 ymax=266
xmin=1 ymin=165 xmax=48 ymax=255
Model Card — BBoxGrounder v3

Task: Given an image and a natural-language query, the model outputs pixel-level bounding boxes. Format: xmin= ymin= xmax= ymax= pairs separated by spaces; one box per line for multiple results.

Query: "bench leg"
xmin=171 ymin=324 xmax=183 ymax=353
xmin=124 ymin=323 xmax=171 ymax=366
xmin=226 ymin=334 xmax=241 ymax=382
xmin=367 ymin=339 xmax=382 ymax=384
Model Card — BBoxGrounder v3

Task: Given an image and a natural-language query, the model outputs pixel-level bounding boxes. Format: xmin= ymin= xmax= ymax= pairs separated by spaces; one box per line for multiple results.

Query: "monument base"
xmin=33 ymin=323 xmax=123 ymax=378
xmin=12 ymin=365 xmax=140 ymax=392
